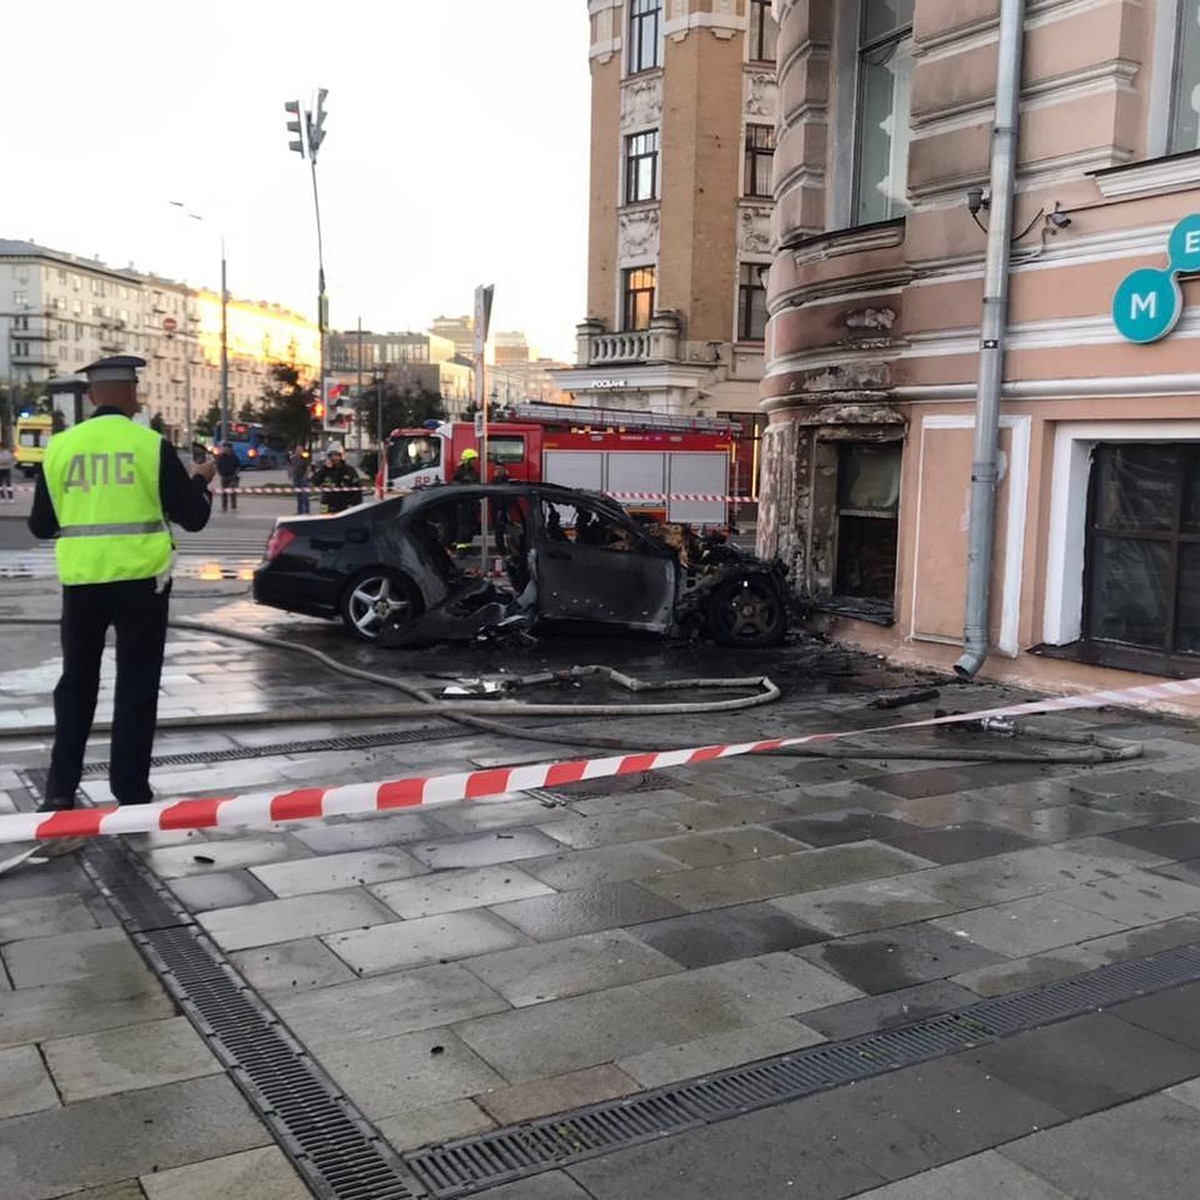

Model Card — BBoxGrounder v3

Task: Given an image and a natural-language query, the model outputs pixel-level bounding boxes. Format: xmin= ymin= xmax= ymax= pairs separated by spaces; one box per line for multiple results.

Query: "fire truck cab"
xmin=387 ymin=404 xmax=739 ymax=525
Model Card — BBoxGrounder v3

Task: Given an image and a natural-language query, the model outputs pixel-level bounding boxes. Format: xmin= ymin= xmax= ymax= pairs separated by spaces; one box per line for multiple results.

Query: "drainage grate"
xmin=79 ymin=836 xmax=426 ymax=1200
xmin=405 ymin=941 xmax=1200 ymax=1197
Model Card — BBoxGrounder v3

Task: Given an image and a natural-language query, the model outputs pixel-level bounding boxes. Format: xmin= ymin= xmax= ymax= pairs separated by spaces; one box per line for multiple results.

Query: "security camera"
xmin=966 ymin=187 xmax=990 ymax=215
xmin=1047 ymin=207 xmax=1072 ymax=230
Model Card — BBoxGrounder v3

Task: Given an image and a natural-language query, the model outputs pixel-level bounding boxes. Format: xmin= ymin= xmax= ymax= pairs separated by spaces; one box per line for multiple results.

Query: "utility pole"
xmin=356 ymin=316 xmax=364 ymax=455
xmin=285 ymin=90 xmax=329 ymax=443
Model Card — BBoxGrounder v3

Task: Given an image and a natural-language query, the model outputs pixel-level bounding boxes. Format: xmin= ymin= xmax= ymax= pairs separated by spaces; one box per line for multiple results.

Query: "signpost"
xmin=474 ymin=285 xmax=495 ymax=573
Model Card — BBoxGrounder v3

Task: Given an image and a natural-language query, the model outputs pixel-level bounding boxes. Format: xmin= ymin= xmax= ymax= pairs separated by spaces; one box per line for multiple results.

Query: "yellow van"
xmin=15 ymin=414 xmax=53 ymax=477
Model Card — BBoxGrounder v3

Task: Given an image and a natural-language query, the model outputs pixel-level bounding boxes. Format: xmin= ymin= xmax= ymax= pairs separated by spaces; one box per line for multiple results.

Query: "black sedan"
xmin=253 ymin=482 xmax=789 ymax=647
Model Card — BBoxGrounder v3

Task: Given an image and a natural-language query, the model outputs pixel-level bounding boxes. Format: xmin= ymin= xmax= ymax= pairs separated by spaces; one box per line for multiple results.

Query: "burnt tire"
xmin=704 ymin=575 xmax=786 ymax=648
xmin=340 ymin=569 xmax=422 ymax=643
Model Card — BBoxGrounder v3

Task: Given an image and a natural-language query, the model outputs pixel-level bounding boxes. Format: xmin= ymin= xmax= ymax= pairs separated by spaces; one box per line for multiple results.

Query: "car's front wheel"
xmin=340 ymin=570 xmax=421 ymax=642
xmin=705 ymin=575 xmax=786 ymax=647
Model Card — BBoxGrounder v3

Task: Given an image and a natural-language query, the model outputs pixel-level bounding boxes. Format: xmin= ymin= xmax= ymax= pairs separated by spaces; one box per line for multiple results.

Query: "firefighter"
xmin=453 ymin=447 xmax=480 ymax=484
xmin=451 ymin=447 xmax=481 ymax=549
xmin=27 ymin=355 xmax=215 ymax=812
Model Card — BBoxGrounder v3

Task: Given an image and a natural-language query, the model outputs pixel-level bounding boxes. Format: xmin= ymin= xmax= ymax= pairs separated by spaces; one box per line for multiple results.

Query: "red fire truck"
xmin=386 ymin=403 xmax=743 ymax=525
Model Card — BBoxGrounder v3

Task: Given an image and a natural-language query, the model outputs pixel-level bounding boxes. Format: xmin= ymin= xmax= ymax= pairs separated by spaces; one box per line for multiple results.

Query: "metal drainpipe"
xmin=954 ymin=0 xmax=1027 ymax=679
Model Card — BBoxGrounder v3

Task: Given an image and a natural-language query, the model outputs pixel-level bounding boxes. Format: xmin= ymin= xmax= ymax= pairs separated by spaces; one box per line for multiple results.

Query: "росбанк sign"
xmin=1113 ymin=215 xmax=1200 ymax=344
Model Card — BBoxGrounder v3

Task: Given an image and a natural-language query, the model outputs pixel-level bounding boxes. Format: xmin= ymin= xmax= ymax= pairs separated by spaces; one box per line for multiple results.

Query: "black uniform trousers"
xmin=46 ymin=578 xmax=171 ymax=806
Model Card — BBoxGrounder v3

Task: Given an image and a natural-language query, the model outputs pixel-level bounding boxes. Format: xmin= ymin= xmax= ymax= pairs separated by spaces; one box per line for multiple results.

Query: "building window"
xmin=855 ymin=0 xmax=914 ymax=226
xmin=834 ymin=442 xmax=901 ymax=605
xmin=622 ymin=266 xmax=656 ymax=331
xmin=12 ymin=290 xmax=27 ymax=307
xmin=625 ymin=129 xmax=660 ymax=203
xmin=748 ymin=0 xmax=779 ymax=62
xmin=737 ymin=264 xmax=768 ymax=341
xmin=1083 ymin=444 xmax=1200 ymax=662
xmin=1170 ymin=2 xmax=1200 ymax=152
xmin=629 ymin=0 xmax=661 ymax=74
xmin=744 ymin=124 xmax=775 ymax=197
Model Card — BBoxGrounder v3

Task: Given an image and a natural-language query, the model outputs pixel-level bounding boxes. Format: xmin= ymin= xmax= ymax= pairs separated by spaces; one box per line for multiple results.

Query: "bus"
xmin=212 ymin=422 xmax=288 ymax=469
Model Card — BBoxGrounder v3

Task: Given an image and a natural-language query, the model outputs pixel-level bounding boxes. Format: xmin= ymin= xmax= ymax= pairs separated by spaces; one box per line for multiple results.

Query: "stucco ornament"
xmin=745 ymin=72 xmax=779 ymax=117
xmin=619 ymin=208 xmax=661 ymax=262
xmin=739 ymin=206 xmax=773 ymax=254
xmin=621 ymin=75 xmax=663 ymax=128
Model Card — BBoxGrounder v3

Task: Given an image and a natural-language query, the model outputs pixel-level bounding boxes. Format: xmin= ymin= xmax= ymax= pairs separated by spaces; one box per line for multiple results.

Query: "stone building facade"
xmin=555 ymin=0 xmax=782 ymax=445
xmin=760 ymin=0 xmax=1200 ymax=687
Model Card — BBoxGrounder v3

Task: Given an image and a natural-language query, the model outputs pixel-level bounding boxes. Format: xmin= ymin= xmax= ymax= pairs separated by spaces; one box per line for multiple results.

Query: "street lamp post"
xmin=168 ymin=203 xmax=228 ymax=439
xmin=285 ymin=90 xmax=329 ymax=441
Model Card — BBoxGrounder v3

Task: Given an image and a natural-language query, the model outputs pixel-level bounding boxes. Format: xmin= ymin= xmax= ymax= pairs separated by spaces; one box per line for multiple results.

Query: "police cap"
xmin=80 ymin=355 xmax=148 ymax=384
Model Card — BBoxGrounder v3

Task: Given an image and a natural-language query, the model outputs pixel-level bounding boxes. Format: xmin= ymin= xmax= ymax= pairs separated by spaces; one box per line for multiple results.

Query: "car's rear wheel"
xmin=705 ymin=575 xmax=786 ymax=647
xmin=340 ymin=570 xmax=421 ymax=642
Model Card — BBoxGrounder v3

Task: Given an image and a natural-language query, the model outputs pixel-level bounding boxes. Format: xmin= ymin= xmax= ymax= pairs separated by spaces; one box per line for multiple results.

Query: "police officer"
xmin=28 ymin=356 xmax=216 ymax=813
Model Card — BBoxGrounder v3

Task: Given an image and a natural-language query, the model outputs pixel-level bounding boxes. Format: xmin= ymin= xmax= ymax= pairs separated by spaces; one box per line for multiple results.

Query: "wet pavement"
xmin=3 ymin=577 xmax=1200 ymax=1196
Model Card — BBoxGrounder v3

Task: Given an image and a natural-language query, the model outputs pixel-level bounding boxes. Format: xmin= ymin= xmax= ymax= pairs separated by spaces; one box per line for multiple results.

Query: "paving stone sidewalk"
xmin=3 ymin=592 xmax=1200 ymax=1196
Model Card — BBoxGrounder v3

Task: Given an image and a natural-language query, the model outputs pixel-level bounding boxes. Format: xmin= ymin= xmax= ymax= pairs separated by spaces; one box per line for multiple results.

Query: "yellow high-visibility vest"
xmin=44 ymin=415 xmax=172 ymax=585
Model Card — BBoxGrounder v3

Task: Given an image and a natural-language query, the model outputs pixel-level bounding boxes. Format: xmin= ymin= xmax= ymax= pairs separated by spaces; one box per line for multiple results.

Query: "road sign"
xmin=162 ymin=317 xmax=178 ymax=333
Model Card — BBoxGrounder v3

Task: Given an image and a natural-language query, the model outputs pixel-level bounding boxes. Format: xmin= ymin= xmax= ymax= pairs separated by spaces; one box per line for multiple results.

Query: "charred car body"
xmin=252 ymin=482 xmax=790 ymax=648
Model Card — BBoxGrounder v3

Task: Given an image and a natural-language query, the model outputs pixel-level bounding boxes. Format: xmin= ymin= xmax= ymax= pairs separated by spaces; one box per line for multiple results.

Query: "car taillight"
xmin=263 ymin=528 xmax=296 ymax=561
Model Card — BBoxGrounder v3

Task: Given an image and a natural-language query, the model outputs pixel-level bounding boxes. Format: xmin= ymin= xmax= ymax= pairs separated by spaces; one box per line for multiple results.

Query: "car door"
xmin=532 ymin=493 xmax=677 ymax=632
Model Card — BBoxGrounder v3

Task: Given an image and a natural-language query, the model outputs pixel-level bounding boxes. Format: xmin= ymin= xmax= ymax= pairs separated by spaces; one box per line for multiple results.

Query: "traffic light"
xmin=284 ymin=100 xmax=305 ymax=158
xmin=311 ymin=400 xmax=326 ymax=422
xmin=308 ymin=89 xmax=328 ymax=158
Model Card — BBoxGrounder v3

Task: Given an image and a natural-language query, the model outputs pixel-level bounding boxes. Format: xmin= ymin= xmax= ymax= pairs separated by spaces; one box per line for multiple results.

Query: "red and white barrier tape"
xmin=3 ymin=674 xmax=1198 ymax=846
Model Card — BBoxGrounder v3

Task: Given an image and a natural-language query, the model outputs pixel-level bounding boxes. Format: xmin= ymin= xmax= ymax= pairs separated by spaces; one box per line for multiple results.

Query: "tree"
xmin=259 ymin=362 xmax=318 ymax=449
xmin=361 ymin=379 xmax=445 ymax=444
xmin=237 ymin=399 xmax=259 ymax=423
xmin=195 ymin=402 xmax=221 ymax=439
xmin=149 ymin=413 xmax=166 ymax=434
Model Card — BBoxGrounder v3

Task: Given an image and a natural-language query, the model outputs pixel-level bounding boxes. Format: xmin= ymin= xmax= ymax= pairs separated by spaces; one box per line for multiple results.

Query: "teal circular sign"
xmin=1168 ymin=214 xmax=1200 ymax=275
xmin=1112 ymin=267 xmax=1182 ymax=344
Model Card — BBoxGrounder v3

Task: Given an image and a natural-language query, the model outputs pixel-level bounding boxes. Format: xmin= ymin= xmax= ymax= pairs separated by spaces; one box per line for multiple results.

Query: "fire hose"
xmin=0 ymin=617 xmax=1142 ymax=766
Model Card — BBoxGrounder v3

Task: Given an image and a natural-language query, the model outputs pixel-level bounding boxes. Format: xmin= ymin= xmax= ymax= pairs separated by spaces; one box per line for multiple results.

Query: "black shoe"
xmin=36 ymin=796 xmax=75 ymax=813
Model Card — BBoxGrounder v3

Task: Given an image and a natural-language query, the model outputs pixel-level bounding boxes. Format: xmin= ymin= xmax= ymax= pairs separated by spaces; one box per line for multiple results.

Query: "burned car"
xmin=252 ymin=482 xmax=789 ymax=647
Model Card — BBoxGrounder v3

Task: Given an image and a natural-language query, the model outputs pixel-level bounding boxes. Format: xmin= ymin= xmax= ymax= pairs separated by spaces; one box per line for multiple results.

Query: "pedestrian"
xmin=491 ymin=462 xmax=510 ymax=553
xmin=0 ymin=442 xmax=14 ymax=501
xmin=27 ymin=355 xmax=215 ymax=813
xmin=216 ymin=441 xmax=239 ymax=512
xmin=289 ymin=446 xmax=311 ymax=515
xmin=311 ymin=446 xmax=361 ymax=514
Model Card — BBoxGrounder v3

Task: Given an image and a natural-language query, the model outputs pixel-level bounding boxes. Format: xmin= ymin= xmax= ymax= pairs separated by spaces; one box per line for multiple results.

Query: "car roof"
xmin=401 ymin=481 xmax=627 ymax=514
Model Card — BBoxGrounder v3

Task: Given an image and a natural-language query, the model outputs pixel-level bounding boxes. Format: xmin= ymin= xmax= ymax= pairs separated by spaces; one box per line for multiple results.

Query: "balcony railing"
xmin=576 ymin=311 xmax=682 ymax=366
xmin=589 ymin=331 xmax=651 ymax=363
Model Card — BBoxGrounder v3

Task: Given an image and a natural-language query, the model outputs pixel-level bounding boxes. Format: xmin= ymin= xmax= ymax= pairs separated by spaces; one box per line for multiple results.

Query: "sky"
xmin=2 ymin=0 xmax=592 ymax=361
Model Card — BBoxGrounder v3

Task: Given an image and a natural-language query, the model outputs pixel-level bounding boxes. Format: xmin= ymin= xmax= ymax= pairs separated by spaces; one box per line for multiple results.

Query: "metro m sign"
xmin=1112 ymin=215 xmax=1200 ymax=344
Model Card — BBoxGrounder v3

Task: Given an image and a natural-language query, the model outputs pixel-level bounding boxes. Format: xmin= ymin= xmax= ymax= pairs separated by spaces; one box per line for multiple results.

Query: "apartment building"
xmin=1 ymin=239 xmax=319 ymax=444
xmin=555 ymin=0 xmax=780 ymax=440
xmin=759 ymin=0 xmax=1200 ymax=688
